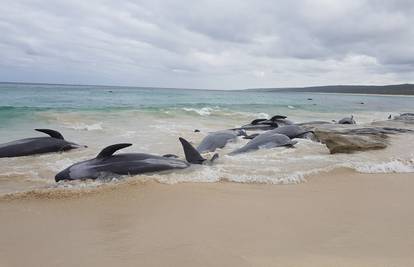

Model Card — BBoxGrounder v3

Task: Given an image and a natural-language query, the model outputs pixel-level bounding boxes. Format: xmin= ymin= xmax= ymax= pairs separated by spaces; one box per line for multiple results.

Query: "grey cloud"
xmin=0 ymin=0 xmax=413 ymax=89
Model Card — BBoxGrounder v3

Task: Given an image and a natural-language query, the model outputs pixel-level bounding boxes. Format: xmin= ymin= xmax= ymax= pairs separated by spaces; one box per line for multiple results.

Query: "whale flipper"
xmin=179 ymin=137 xmax=206 ymax=164
xmin=35 ymin=129 xmax=64 ymax=140
xmin=97 ymin=143 xmax=132 ymax=158
xmin=210 ymin=153 xmax=219 ymax=163
xmin=163 ymin=154 xmax=179 ymax=158
xmin=243 ymin=133 xmax=260 ymax=140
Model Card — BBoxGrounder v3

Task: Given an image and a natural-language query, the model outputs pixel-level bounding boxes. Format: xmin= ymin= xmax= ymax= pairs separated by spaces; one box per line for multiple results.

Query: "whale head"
xmin=55 ymin=160 xmax=96 ymax=182
xmin=55 ymin=167 xmax=71 ymax=182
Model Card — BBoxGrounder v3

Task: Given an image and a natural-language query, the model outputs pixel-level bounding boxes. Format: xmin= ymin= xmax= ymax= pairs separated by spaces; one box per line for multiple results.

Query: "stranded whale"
xmin=0 ymin=129 xmax=84 ymax=158
xmin=235 ymin=115 xmax=294 ymax=131
xmin=55 ymin=138 xmax=217 ymax=182
xmin=338 ymin=115 xmax=356 ymax=124
xmin=197 ymin=129 xmax=246 ymax=153
xmin=229 ymin=132 xmax=297 ymax=155
xmin=244 ymin=125 xmax=313 ymax=140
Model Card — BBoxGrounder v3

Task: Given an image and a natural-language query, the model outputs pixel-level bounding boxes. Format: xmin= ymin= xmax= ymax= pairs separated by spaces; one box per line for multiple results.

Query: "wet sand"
xmin=1 ymin=169 xmax=414 ymax=267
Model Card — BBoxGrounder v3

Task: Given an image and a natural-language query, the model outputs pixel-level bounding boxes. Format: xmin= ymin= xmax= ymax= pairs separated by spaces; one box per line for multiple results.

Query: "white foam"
xmin=182 ymin=107 xmax=220 ymax=116
xmin=63 ymin=122 xmax=103 ymax=131
xmin=355 ymin=159 xmax=414 ymax=173
xmin=119 ymin=131 xmax=137 ymax=138
xmin=257 ymin=113 xmax=270 ymax=119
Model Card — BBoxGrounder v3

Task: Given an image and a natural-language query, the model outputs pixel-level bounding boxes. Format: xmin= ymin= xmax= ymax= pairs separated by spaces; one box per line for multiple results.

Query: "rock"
xmin=313 ymin=128 xmax=388 ymax=154
xmin=303 ymin=114 xmax=414 ymax=154
xmin=393 ymin=113 xmax=414 ymax=124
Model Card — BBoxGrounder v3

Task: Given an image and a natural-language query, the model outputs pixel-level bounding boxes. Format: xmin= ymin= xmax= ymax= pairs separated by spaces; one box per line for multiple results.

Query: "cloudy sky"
xmin=1 ymin=0 xmax=413 ymax=89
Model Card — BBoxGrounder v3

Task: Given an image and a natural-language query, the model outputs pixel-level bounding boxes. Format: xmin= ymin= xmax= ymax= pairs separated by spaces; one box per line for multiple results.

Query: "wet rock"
xmin=393 ymin=113 xmax=414 ymax=123
xmin=313 ymin=128 xmax=388 ymax=154
xmin=311 ymin=123 xmax=413 ymax=154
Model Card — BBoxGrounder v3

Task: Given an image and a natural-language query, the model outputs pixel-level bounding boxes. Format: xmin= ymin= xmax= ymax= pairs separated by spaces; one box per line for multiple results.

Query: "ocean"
xmin=1 ymin=83 xmax=413 ymax=196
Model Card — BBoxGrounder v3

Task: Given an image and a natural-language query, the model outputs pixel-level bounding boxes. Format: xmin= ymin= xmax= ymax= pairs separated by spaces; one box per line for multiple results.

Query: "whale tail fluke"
xmin=179 ymin=137 xmax=206 ymax=164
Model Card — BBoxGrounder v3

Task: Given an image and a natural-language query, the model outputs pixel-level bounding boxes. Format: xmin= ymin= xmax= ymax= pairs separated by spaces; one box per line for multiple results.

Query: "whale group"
xmin=0 ymin=114 xmax=358 ymax=182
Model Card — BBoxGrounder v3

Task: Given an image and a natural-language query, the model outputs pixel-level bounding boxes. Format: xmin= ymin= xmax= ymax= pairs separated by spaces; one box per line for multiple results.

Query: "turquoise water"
xmin=1 ymin=82 xmax=413 ymax=119
xmin=0 ymin=82 xmax=413 ymax=196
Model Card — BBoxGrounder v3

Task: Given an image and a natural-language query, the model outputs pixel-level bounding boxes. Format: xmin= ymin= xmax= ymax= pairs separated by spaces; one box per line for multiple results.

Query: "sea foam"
xmin=355 ymin=159 xmax=414 ymax=173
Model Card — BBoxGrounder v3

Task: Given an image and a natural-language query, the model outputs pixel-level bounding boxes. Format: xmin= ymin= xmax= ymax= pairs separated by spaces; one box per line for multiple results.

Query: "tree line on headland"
xmin=249 ymin=84 xmax=414 ymax=95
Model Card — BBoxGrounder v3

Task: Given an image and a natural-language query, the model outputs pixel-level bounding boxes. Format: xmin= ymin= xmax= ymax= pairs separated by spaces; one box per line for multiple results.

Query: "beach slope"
xmin=1 ymin=169 xmax=414 ymax=267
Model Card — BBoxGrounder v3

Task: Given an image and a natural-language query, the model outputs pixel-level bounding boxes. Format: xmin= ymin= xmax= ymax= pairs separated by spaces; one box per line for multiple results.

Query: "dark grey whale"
xmin=244 ymin=125 xmax=313 ymax=140
xmin=338 ymin=115 xmax=356 ymax=124
xmin=235 ymin=115 xmax=294 ymax=131
xmin=0 ymin=129 xmax=84 ymax=158
xmin=229 ymin=132 xmax=297 ymax=155
xmin=55 ymin=138 xmax=217 ymax=182
xmin=197 ymin=129 xmax=245 ymax=153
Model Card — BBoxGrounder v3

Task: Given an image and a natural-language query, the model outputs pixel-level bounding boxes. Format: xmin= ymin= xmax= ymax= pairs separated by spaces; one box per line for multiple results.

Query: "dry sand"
xmin=1 ymin=169 xmax=414 ymax=267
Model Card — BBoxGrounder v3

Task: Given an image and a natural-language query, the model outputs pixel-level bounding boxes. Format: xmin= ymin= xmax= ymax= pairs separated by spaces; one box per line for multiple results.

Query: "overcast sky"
xmin=1 ymin=0 xmax=413 ymax=89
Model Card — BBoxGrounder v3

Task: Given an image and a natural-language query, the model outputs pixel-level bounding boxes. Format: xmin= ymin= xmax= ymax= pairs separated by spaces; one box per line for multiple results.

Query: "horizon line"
xmin=0 ymin=80 xmax=413 ymax=91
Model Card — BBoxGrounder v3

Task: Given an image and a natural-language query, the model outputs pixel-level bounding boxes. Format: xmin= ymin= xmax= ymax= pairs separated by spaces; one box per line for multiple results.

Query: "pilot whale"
xmin=55 ymin=137 xmax=218 ymax=182
xmin=0 ymin=129 xmax=84 ymax=158
xmin=197 ymin=129 xmax=246 ymax=153
xmin=243 ymin=125 xmax=313 ymax=140
xmin=229 ymin=132 xmax=297 ymax=155
xmin=338 ymin=115 xmax=356 ymax=124
xmin=234 ymin=115 xmax=294 ymax=131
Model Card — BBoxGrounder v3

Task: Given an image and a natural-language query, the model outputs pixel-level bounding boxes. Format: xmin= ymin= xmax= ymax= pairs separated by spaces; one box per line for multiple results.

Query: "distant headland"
xmin=1 ymin=82 xmax=414 ymax=95
xmin=247 ymin=84 xmax=414 ymax=95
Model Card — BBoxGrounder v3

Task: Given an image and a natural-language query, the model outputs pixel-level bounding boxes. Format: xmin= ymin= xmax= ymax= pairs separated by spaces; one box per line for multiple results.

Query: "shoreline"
xmin=1 ymin=168 xmax=414 ymax=266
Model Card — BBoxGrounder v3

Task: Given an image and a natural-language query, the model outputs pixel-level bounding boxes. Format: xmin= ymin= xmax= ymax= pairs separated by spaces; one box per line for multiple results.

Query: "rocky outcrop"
xmin=393 ymin=113 xmax=414 ymax=124
xmin=243 ymin=113 xmax=414 ymax=154
xmin=314 ymin=129 xmax=388 ymax=154
xmin=309 ymin=125 xmax=412 ymax=154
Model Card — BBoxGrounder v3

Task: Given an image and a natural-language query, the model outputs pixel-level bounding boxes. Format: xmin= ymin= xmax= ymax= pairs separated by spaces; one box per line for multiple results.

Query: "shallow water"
xmin=0 ymin=83 xmax=413 ymax=196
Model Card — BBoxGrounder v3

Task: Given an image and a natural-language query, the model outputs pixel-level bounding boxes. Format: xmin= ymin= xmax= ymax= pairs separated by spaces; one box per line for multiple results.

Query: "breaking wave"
xmin=62 ymin=122 xmax=103 ymax=131
xmin=355 ymin=159 xmax=414 ymax=173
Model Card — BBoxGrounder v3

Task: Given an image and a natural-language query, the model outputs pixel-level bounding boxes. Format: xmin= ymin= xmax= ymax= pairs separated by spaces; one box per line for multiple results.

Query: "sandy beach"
xmin=2 ymin=0 xmax=414 ymax=265
xmin=1 ymin=169 xmax=413 ymax=267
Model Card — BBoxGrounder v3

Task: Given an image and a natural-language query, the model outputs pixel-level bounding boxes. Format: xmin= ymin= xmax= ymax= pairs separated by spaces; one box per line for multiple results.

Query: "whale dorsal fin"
xmin=179 ymin=137 xmax=206 ymax=164
xmin=270 ymin=115 xmax=287 ymax=121
xmin=97 ymin=143 xmax=132 ymax=159
xmin=35 ymin=129 xmax=64 ymax=140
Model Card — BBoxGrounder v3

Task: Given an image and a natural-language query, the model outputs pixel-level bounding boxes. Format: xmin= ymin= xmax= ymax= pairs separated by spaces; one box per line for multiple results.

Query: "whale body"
xmin=55 ymin=138 xmax=216 ymax=182
xmin=229 ymin=132 xmax=296 ymax=155
xmin=0 ymin=129 xmax=84 ymax=158
xmin=197 ymin=130 xmax=245 ymax=153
